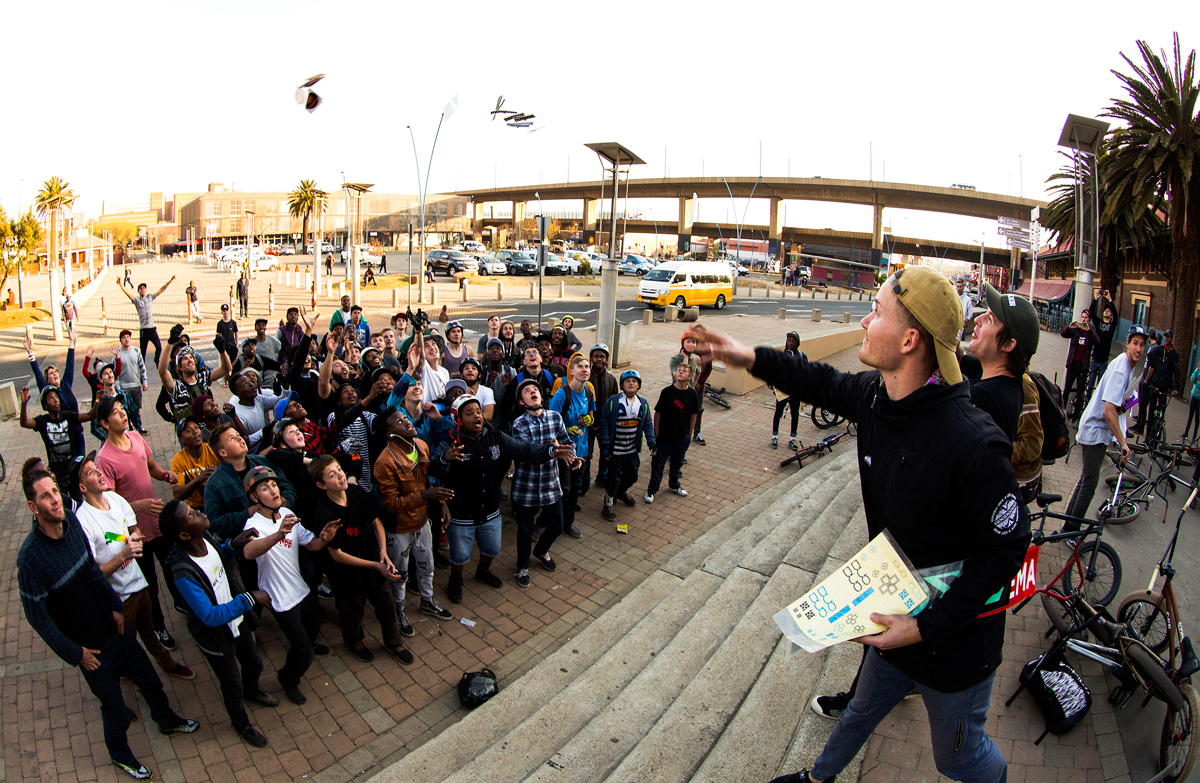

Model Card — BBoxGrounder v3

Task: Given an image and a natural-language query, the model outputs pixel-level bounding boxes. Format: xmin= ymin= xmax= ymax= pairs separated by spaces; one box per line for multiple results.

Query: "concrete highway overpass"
xmin=456 ymin=176 xmax=1045 ymax=266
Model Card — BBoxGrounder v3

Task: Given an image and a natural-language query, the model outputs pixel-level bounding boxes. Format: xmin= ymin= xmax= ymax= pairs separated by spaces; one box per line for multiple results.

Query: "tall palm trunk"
xmin=48 ymin=210 xmax=57 ymax=274
xmin=1170 ymin=176 xmax=1200 ymax=391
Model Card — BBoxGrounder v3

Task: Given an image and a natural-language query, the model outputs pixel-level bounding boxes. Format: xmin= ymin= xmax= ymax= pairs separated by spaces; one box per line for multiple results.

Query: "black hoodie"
xmin=429 ymin=427 xmax=556 ymax=524
xmin=753 ymin=348 xmax=1030 ymax=693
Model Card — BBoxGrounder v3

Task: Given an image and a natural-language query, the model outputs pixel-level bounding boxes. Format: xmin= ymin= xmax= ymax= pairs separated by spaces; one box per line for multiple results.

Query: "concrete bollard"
xmin=529 ymin=282 xmax=535 ymax=299
xmin=326 ymin=279 xmax=333 ymax=298
xmin=860 ymin=291 xmax=864 ymax=301
xmin=779 ymin=308 xmax=787 ymax=320
xmin=680 ymin=307 xmax=699 ymax=323
xmin=305 ymin=271 xmax=311 ymax=290
xmin=392 ymin=289 xmax=400 ymax=308
xmin=276 ymin=269 xmax=282 ymax=284
xmin=497 ymin=282 xmax=503 ymax=301
xmin=766 ymin=284 xmax=772 ymax=298
xmin=462 ymin=281 xmax=470 ymax=302
xmin=812 ymin=309 xmax=822 ymax=322
xmin=844 ymin=312 xmax=853 ymax=323
xmin=837 ymin=290 xmax=841 ymax=300
xmin=825 ymin=288 xmax=829 ymax=299
xmin=295 ymin=269 xmax=304 ymax=289
xmin=558 ymin=280 xmax=564 ymax=297
xmin=642 ymin=308 xmax=653 ymax=326
xmin=665 ymin=305 xmax=678 ymax=323
xmin=285 ymin=268 xmax=292 ymax=287
xmin=338 ymin=281 xmax=345 ymax=298
xmin=430 ymin=287 xmax=438 ymax=305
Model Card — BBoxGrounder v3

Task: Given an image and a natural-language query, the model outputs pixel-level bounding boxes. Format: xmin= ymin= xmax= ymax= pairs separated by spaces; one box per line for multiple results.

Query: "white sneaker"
xmin=671 ymin=486 xmax=688 ymax=497
xmin=644 ymin=493 xmax=655 ymax=504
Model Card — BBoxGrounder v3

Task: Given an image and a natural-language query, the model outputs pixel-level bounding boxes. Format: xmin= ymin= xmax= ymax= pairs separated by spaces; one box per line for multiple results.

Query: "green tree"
xmin=1041 ymin=147 xmax=1166 ymax=298
xmin=95 ymin=221 xmax=138 ymax=249
xmin=1 ymin=209 xmax=43 ymax=301
xmin=287 ymin=179 xmax=327 ymax=253
xmin=1102 ymin=33 xmax=1200 ymax=372
xmin=34 ymin=176 xmax=75 ymax=272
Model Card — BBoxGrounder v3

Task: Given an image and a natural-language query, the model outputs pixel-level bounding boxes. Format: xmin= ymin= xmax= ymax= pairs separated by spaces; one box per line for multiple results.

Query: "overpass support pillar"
xmin=583 ymin=199 xmax=600 ymax=232
xmin=872 ymin=204 xmax=884 ymax=250
xmin=677 ymin=196 xmax=694 ymax=256
xmin=768 ymin=197 xmax=784 ymax=240
xmin=472 ymin=201 xmax=487 ymax=237
xmin=512 ymin=201 xmax=526 ymax=245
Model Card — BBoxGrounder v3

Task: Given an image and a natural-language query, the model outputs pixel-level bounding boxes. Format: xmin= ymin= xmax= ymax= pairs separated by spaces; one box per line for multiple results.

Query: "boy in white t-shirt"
xmin=72 ymin=453 xmax=196 ymax=681
xmin=240 ymin=466 xmax=340 ymax=706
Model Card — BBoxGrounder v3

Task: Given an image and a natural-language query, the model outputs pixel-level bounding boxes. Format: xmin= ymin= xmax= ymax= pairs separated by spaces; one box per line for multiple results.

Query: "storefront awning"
xmin=1012 ymin=279 xmax=1074 ymax=302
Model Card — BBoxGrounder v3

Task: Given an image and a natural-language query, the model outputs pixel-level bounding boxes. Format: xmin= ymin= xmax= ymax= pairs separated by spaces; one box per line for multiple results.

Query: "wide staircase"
xmin=370 ymin=450 xmax=869 ymax=783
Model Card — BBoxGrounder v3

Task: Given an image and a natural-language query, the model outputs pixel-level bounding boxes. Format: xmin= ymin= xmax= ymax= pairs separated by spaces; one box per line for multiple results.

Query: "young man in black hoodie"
xmin=701 ymin=266 xmax=1029 ymax=783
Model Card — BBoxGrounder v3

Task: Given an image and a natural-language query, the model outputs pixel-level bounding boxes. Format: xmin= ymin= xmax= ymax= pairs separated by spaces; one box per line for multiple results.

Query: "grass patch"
xmin=0 ymin=307 xmax=51 ymax=330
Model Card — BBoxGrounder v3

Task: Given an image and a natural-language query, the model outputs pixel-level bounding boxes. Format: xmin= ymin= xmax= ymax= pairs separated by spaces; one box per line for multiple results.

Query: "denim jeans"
xmin=271 ymin=592 xmax=320 ymax=687
xmin=1065 ymin=442 xmax=1107 ymax=526
xmin=446 ymin=514 xmax=502 ymax=566
xmin=1087 ymin=359 xmax=1107 ymax=398
xmin=79 ymin=632 xmax=185 ymax=765
xmin=1186 ymin=395 xmax=1200 ymax=441
xmin=513 ymin=498 xmax=563 ymax=570
xmin=811 ymin=648 xmax=1006 ymax=783
xmin=200 ymin=629 xmax=263 ymax=731
xmin=647 ymin=437 xmax=689 ymax=495
xmin=386 ymin=523 xmax=435 ymax=608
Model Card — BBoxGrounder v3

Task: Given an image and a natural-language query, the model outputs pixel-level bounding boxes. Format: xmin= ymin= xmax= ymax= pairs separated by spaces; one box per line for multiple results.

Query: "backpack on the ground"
xmin=1029 ymin=371 xmax=1070 ymax=460
xmin=1019 ymin=651 xmax=1092 ymax=743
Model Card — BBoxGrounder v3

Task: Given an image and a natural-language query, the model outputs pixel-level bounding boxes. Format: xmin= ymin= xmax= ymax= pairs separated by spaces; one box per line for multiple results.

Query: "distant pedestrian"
xmin=379 ymin=253 xmax=387 ymax=274
xmin=325 ymin=253 xmax=333 ymax=276
xmin=236 ymin=274 xmax=249 ymax=318
xmin=186 ymin=280 xmax=202 ymax=324
xmin=116 ymin=276 xmax=174 ymax=367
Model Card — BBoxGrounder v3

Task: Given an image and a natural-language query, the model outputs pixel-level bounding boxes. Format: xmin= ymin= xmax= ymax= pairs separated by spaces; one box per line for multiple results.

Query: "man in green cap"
xmin=967 ymin=283 xmax=1041 ymax=443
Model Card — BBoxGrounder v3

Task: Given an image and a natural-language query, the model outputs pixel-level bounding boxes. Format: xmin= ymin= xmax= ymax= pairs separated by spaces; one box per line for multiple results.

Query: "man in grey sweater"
xmin=116 ymin=329 xmax=149 ymax=434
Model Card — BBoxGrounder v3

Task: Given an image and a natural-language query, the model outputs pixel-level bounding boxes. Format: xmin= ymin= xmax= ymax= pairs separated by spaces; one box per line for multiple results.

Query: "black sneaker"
xmin=535 ymin=553 xmax=557 ymax=572
xmin=398 ymin=613 xmax=415 ymax=638
xmin=114 ymin=759 xmax=154 ymax=780
xmin=602 ymin=503 xmax=617 ymax=521
xmin=475 ymin=569 xmax=503 ymax=589
xmin=617 ymin=492 xmax=637 ymax=507
xmin=312 ymin=642 xmax=330 ymax=656
xmin=767 ymin=770 xmax=831 ymax=783
xmin=239 ymin=725 xmax=269 ymax=748
xmin=694 ymin=433 xmax=706 ymax=445
xmin=349 ymin=643 xmax=374 ymax=662
xmin=279 ymin=681 xmax=306 ymax=705
xmin=159 ymin=718 xmax=200 ymax=736
xmin=316 ymin=583 xmax=335 ymax=601
xmin=516 ymin=568 xmax=531 ymax=588
xmin=245 ymin=690 xmax=279 ymax=708
xmin=387 ymin=645 xmax=414 ymax=666
xmin=154 ymin=629 xmax=176 ymax=651
xmin=811 ymin=692 xmax=850 ymax=720
xmin=420 ymin=598 xmax=453 ymax=620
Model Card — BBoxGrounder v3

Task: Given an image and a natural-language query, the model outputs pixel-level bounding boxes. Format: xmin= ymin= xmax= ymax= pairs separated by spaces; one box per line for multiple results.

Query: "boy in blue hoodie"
xmin=597 ymin=370 xmax=656 ymax=523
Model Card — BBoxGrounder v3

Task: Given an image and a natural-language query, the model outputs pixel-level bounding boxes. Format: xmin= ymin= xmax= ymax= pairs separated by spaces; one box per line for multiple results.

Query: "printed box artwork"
xmin=774 ymin=530 xmax=928 ymax=654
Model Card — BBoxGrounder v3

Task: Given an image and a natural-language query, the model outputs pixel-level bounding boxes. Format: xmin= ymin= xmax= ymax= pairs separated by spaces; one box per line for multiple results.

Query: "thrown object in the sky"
xmin=295 ymin=73 xmax=326 ymax=113
xmin=490 ymin=94 xmax=538 ymax=130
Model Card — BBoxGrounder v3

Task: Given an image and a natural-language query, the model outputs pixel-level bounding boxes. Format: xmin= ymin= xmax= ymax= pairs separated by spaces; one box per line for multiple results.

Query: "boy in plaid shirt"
xmin=510 ymin=380 xmax=582 ymax=588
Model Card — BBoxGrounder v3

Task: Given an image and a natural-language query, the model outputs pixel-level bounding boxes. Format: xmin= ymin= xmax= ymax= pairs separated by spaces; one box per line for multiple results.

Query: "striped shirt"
xmin=612 ymin=395 xmax=643 ymax=456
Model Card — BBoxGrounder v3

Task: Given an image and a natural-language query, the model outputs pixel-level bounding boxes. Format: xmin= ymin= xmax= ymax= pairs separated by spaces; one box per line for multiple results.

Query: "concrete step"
xmin=368 ymin=446 xmax=865 ymax=783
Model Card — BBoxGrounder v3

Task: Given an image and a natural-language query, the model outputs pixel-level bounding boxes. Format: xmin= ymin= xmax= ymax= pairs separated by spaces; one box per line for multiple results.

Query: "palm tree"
xmin=287 ymin=180 xmax=327 ymax=253
xmin=1102 ymin=33 xmax=1200 ymax=373
xmin=1041 ymin=146 xmax=1166 ymax=298
xmin=34 ymin=176 xmax=75 ymax=273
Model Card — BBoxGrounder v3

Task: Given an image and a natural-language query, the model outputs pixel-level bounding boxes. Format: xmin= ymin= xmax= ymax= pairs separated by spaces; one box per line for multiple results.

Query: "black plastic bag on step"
xmin=458 ymin=669 xmax=499 ymax=709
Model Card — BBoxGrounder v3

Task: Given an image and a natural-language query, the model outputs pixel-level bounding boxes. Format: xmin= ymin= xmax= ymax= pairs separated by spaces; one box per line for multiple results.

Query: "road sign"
xmin=998 ymin=216 xmax=1031 ymax=230
xmin=998 ymin=226 xmax=1031 ymax=240
xmin=1007 ymin=236 xmax=1031 ymax=250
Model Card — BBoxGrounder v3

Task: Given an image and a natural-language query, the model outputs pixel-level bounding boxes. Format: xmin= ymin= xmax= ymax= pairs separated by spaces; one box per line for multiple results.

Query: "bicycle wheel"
xmin=706 ymin=390 xmax=731 ymax=409
xmin=1161 ymin=682 xmax=1200 ymax=783
xmin=1117 ymin=591 xmax=1171 ymax=653
xmin=1128 ymin=642 xmax=1185 ymax=712
xmin=1061 ymin=541 xmax=1122 ymax=608
xmin=0 ymin=451 xmax=6 ymax=482
xmin=811 ymin=407 xmax=844 ymax=429
xmin=1040 ymin=592 xmax=1075 ymax=637
xmin=1098 ymin=494 xmax=1141 ymax=525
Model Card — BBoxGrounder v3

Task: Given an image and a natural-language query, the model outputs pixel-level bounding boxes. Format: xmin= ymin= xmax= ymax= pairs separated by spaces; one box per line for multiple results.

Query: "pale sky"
xmin=1 ymin=0 xmax=1194 ymax=248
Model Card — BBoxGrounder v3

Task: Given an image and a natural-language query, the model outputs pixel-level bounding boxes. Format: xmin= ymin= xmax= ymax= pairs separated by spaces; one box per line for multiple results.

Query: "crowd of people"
xmin=17 ymin=277 xmax=725 ymax=778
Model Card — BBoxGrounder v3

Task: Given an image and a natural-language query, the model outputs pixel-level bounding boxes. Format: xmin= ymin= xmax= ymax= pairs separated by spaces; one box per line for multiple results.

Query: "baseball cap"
xmin=255 ymin=317 xmax=267 ymax=325
xmin=444 ymin=379 xmax=469 ymax=396
xmin=1127 ymin=324 xmax=1149 ymax=340
xmin=175 ymin=415 xmax=202 ymax=441
xmin=242 ymin=465 xmax=279 ymax=495
xmin=221 ymin=303 xmax=229 ymax=311
xmin=486 ymin=337 xmax=505 ymax=351
xmin=886 ymin=267 xmax=964 ymax=385
xmin=119 ymin=329 xmax=132 ymax=339
xmin=982 ymin=284 xmax=1040 ymax=358
xmin=273 ymin=390 xmax=299 ymax=420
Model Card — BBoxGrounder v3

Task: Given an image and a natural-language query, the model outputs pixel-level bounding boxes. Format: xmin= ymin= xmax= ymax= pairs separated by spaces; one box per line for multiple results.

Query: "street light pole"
xmin=585 ymin=143 xmax=645 ymax=351
xmin=408 ymin=114 xmax=448 ymax=309
xmin=721 ymin=176 xmax=761 ymax=264
xmin=536 ymin=191 xmax=544 ymax=327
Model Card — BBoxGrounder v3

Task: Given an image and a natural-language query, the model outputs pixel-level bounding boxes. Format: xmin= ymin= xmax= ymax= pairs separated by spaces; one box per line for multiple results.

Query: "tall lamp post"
xmin=585 ymin=143 xmax=644 ymax=351
xmin=1057 ymin=114 xmax=1109 ymax=323
xmin=721 ymin=176 xmax=761 ymax=264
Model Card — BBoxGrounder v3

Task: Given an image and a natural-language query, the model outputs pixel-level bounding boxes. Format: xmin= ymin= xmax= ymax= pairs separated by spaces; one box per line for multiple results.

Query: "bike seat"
xmin=1036 ymin=492 xmax=1063 ymax=508
xmin=1129 ymin=443 xmax=1150 ymax=454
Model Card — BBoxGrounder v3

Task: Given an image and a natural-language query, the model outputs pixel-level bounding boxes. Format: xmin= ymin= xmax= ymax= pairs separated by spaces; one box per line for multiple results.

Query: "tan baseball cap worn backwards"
xmin=887 ymin=267 xmax=964 ymax=384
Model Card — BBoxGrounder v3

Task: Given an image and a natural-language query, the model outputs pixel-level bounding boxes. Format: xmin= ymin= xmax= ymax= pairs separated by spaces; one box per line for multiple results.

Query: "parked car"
xmin=463 ymin=240 xmax=486 ymax=253
xmin=472 ymin=254 xmax=507 ymax=275
xmin=725 ymin=259 xmax=751 ymax=277
xmin=543 ymin=252 xmax=570 ymax=275
xmin=619 ymin=254 xmax=656 ymax=276
xmin=248 ymin=254 xmax=279 ymax=272
xmin=427 ymin=249 xmax=479 ymax=276
xmin=280 ymin=244 xmax=297 ymax=255
xmin=305 ymin=242 xmax=336 ymax=254
xmin=501 ymin=250 xmax=539 ymax=276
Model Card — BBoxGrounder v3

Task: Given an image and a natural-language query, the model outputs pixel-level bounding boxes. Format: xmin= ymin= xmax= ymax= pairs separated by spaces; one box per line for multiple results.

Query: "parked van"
xmin=637 ymin=261 xmax=734 ymax=309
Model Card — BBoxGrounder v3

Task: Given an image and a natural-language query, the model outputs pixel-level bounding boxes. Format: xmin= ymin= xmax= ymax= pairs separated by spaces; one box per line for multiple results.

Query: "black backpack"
xmin=1029 ymin=371 xmax=1070 ymax=460
xmin=1019 ymin=651 xmax=1092 ymax=744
